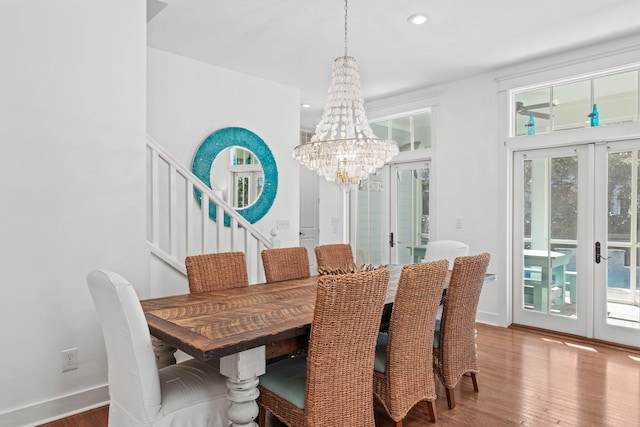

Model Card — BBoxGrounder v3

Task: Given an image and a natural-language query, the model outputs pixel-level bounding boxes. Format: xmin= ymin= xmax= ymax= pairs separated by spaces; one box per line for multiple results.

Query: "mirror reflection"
xmin=210 ymin=146 xmax=264 ymax=209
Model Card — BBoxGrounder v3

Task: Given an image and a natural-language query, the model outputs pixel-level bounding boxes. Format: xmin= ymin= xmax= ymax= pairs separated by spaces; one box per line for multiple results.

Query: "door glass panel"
xmin=355 ymin=172 xmax=385 ymax=265
xmin=523 ymin=155 xmax=577 ymax=316
xmin=608 ymin=152 xmax=632 ymax=243
xmin=595 ymin=70 xmax=639 ymax=126
xmin=553 ymin=80 xmax=591 ymax=131
xmin=395 ymin=165 xmax=429 ymax=265
xmin=606 ymin=150 xmax=639 ymax=327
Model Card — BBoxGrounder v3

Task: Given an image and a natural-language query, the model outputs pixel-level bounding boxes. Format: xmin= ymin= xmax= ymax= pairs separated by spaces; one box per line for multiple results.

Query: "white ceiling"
xmin=147 ymin=0 xmax=640 ymax=129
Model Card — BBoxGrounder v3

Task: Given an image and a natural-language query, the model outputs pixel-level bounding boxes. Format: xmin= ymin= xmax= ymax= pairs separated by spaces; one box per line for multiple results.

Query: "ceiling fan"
xmin=515 ymin=100 xmax=559 ymax=120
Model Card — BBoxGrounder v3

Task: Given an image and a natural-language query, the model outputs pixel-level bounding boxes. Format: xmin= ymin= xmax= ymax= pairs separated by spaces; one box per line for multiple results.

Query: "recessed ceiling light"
xmin=301 ymin=103 xmax=311 ymax=109
xmin=407 ymin=13 xmax=428 ymax=25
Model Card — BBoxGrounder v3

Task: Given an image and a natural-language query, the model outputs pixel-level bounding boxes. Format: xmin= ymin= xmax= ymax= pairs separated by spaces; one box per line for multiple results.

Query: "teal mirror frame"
xmin=191 ymin=127 xmax=277 ymax=226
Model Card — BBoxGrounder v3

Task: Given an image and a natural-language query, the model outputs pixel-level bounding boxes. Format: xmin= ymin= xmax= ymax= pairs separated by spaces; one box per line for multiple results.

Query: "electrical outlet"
xmin=276 ymin=220 xmax=289 ymax=230
xmin=62 ymin=348 xmax=78 ymax=372
xmin=455 ymin=218 xmax=463 ymax=229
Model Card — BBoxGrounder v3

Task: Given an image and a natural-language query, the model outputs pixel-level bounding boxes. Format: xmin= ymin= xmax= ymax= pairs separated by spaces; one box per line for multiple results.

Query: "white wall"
xmin=0 ymin=1 xmax=147 ymax=425
xmin=434 ymin=73 xmax=506 ymax=325
xmin=147 ymin=48 xmax=301 ymax=292
xmin=318 ymin=180 xmax=348 ymax=244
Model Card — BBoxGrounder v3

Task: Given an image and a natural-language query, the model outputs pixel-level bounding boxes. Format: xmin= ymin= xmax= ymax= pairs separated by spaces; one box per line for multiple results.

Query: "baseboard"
xmin=509 ymin=323 xmax=640 ymax=354
xmin=476 ymin=310 xmax=507 ymax=327
xmin=0 ymin=384 xmax=109 ymax=427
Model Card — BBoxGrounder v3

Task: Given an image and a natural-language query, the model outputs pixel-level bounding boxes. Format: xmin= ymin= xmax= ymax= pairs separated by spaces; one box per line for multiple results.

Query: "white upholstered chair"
xmin=423 ymin=240 xmax=470 ymax=266
xmin=87 ymin=269 xmax=229 ymax=427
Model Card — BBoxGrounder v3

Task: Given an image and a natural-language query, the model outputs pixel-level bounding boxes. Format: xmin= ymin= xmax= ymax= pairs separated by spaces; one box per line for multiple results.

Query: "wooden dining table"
xmin=141 ymin=265 xmax=495 ymax=427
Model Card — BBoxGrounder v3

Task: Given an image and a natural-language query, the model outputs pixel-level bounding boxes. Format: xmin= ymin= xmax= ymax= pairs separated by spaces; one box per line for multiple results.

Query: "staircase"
xmin=146 ymin=135 xmax=274 ymax=284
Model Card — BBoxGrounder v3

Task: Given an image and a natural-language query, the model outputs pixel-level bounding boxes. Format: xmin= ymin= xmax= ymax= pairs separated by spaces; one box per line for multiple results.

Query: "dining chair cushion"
xmin=374 ymin=333 xmax=388 ymax=373
xmin=157 ymin=360 xmax=228 ymax=418
xmin=258 ymin=355 xmax=308 ymax=409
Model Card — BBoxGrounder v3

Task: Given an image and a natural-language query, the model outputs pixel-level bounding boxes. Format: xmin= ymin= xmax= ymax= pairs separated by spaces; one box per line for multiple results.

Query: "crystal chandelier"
xmin=293 ymin=0 xmax=398 ymax=190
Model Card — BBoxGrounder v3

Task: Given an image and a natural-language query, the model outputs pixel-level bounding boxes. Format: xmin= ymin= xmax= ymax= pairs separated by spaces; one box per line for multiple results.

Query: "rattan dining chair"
xmin=261 ymin=247 xmax=311 ymax=283
xmin=185 ymin=251 xmax=249 ymax=293
xmin=373 ymin=260 xmax=449 ymax=426
xmin=433 ymin=252 xmax=490 ymax=409
xmin=257 ymin=268 xmax=390 ymax=427
xmin=87 ymin=270 xmax=229 ymax=427
xmin=314 ymin=243 xmax=354 ymax=271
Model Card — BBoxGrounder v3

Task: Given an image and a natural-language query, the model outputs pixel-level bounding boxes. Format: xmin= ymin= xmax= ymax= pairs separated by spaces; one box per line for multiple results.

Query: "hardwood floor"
xmin=38 ymin=406 xmax=107 ymax=427
xmin=39 ymin=324 xmax=640 ymax=427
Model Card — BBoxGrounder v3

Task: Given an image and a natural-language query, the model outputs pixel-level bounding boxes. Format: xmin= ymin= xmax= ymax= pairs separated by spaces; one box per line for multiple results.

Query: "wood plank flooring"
xmin=39 ymin=324 xmax=640 ymax=427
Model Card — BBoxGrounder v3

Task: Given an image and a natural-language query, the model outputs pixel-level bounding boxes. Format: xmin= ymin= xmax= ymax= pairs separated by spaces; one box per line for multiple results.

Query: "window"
xmin=371 ymin=109 xmax=432 ymax=151
xmin=512 ymin=66 xmax=639 ymax=137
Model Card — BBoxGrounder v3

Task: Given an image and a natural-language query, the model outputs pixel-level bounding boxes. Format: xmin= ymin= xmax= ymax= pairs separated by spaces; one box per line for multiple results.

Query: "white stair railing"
xmin=146 ymin=135 xmax=273 ymax=283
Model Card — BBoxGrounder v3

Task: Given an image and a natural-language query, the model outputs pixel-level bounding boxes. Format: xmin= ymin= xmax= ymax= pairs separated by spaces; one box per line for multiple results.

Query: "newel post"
xmin=269 ymin=228 xmax=280 ymax=248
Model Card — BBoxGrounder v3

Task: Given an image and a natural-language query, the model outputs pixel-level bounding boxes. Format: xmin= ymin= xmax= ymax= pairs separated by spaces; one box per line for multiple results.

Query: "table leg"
xmin=151 ymin=336 xmax=176 ymax=368
xmin=220 ymin=346 xmax=266 ymax=427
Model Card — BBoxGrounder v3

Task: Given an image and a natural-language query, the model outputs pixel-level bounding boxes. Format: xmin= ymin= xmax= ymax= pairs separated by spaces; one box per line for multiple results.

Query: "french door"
xmin=353 ymin=160 xmax=430 ymax=266
xmin=594 ymin=139 xmax=640 ymax=346
xmin=513 ymin=139 xmax=640 ymax=346
xmin=389 ymin=162 xmax=430 ymax=265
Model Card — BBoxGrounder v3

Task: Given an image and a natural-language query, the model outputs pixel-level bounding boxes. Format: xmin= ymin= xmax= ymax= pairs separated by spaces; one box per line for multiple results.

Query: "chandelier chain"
xmin=344 ymin=0 xmax=348 ymax=57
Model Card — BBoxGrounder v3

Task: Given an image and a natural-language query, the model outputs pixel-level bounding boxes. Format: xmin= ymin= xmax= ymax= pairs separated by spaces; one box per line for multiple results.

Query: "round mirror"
xmin=210 ymin=146 xmax=264 ymax=209
xmin=192 ymin=127 xmax=277 ymax=226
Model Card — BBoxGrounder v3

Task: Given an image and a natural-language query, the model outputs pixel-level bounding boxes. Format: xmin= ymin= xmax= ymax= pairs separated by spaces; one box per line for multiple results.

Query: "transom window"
xmin=511 ymin=65 xmax=639 ymax=137
xmin=370 ymin=109 xmax=432 ymax=151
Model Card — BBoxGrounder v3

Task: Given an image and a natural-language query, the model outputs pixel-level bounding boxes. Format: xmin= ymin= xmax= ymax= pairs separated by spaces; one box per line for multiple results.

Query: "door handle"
xmin=389 ymin=232 xmax=394 ymax=248
xmin=595 ymin=242 xmax=608 ymax=264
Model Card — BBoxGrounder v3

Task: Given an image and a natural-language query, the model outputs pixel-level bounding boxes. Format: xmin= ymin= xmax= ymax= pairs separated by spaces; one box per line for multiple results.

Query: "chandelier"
xmin=293 ymin=0 xmax=398 ymax=190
